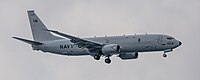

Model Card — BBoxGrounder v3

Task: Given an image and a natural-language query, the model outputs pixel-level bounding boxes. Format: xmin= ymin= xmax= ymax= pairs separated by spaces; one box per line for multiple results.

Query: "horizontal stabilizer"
xmin=13 ymin=37 xmax=43 ymax=45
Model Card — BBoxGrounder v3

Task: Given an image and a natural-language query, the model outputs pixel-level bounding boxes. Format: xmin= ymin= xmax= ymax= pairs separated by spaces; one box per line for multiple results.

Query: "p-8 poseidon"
xmin=13 ymin=11 xmax=182 ymax=64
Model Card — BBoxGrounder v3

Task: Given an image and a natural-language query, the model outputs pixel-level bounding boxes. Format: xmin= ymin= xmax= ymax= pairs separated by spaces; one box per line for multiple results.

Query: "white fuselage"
xmin=33 ymin=34 xmax=180 ymax=56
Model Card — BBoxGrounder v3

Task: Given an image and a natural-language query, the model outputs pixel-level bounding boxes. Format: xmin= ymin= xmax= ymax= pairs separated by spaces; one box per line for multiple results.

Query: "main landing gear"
xmin=105 ymin=57 xmax=111 ymax=64
xmin=94 ymin=55 xmax=111 ymax=64
xmin=104 ymin=55 xmax=111 ymax=64
xmin=94 ymin=55 xmax=100 ymax=60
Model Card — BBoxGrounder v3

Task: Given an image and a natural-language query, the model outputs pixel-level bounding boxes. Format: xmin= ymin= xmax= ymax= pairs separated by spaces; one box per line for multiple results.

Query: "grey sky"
xmin=0 ymin=0 xmax=200 ymax=80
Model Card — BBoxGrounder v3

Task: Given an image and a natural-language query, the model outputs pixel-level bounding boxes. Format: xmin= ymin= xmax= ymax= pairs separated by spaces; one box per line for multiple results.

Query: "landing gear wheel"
xmin=163 ymin=54 xmax=167 ymax=58
xmin=94 ymin=55 xmax=100 ymax=60
xmin=105 ymin=58 xmax=111 ymax=64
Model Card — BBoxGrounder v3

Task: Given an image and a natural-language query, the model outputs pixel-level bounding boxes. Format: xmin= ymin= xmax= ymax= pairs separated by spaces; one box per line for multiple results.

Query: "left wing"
xmin=47 ymin=30 xmax=104 ymax=53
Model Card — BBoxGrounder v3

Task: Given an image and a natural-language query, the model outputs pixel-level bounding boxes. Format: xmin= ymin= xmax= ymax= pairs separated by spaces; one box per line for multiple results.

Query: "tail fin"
xmin=27 ymin=10 xmax=62 ymax=42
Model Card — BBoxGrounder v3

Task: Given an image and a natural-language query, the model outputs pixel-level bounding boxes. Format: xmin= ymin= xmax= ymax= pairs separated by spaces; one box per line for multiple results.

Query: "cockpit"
xmin=166 ymin=37 xmax=174 ymax=40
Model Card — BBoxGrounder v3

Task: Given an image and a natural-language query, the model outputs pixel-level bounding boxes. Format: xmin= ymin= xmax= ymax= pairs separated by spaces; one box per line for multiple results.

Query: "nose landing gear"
xmin=163 ymin=54 xmax=167 ymax=58
xmin=163 ymin=49 xmax=173 ymax=58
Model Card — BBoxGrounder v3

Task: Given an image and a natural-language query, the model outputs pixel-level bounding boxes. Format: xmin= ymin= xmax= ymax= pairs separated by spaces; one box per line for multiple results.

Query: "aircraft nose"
xmin=179 ymin=41 xmax=182 ymax=46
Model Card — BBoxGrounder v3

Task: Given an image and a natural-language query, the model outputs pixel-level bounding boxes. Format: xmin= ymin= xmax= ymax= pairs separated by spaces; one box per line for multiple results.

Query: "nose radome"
xmin=179 ymin=41 xmax=182 ymax=46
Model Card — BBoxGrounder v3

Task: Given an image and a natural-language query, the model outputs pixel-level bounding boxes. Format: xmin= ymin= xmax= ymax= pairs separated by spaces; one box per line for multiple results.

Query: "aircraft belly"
xmin=62 ymin=48 xmax=89 ymax=56
xmin=57 ymin=47 xmax=89 ymax=56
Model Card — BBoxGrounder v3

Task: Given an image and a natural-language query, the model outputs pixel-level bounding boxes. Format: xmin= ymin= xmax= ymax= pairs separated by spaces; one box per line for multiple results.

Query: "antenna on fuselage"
xmin=123 ymin=34 xmax=125 ymax=36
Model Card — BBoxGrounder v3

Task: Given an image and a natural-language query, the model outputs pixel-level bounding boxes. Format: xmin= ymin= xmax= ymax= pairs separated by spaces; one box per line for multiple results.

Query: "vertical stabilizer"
xmin=27 ymin=10 xmax=62 ymax=41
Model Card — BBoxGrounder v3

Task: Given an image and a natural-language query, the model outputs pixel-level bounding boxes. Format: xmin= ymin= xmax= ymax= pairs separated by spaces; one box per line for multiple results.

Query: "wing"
xmin=47 ymin=30 xmax=104 ymax=53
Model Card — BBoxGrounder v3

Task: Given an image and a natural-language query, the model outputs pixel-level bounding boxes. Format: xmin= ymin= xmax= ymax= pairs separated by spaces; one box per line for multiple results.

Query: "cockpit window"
xmin=166 ymin=37 xmax=174 ymax=40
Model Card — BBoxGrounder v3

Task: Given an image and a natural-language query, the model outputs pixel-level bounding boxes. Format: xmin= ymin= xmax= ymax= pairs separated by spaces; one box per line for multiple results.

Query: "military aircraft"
xmin=13 ymin=10 xmax=182 ymax=64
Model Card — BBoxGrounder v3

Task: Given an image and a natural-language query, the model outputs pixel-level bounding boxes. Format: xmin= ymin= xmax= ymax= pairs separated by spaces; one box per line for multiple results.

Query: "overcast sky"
xmin=1 ymin=0 xmax=200 ymax=80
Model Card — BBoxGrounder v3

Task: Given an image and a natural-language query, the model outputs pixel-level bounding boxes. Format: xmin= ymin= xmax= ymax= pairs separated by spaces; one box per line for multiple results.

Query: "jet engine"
xmin=102 ymin=44 xmax=120 ymax=54
xmin=118 ymin=52 xmax=138 ymax=60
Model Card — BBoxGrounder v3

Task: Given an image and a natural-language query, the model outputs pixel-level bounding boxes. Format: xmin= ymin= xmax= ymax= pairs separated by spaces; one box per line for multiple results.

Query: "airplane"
xmin=13 ymin=10 xmax=182 ymax=64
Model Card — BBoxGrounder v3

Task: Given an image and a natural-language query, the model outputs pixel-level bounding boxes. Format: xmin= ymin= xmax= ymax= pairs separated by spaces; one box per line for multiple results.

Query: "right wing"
xmin=47 ymin=30 xmax=104 ymax=53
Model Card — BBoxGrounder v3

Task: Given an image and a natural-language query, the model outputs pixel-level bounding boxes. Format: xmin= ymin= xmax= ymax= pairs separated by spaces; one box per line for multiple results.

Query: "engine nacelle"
xmin=119 ymin=52 xmax=138 ymax=60
xmin=102 ymin=44 xmax=120 ymax=54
